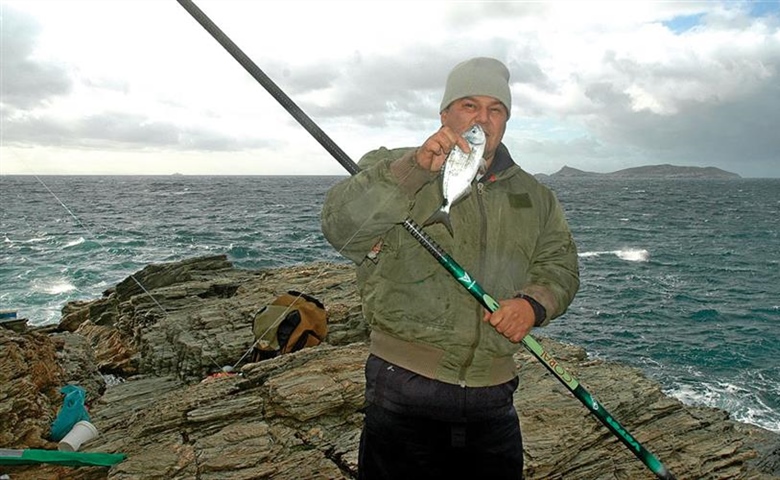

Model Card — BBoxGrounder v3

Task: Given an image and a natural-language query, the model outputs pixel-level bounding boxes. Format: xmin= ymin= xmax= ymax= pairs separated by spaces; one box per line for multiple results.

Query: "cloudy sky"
xmin=2 ymin=1 xmax=779 ymax=177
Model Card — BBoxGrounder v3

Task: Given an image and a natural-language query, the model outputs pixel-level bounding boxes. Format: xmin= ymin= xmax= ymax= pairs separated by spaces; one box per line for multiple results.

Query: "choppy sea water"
xmin=1 ymin=174 xmax=778 ymax=434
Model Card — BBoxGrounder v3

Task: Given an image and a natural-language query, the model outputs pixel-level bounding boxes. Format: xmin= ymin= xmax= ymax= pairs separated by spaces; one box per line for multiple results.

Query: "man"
xmin=321 ymin=57 xmax=579 ymax=479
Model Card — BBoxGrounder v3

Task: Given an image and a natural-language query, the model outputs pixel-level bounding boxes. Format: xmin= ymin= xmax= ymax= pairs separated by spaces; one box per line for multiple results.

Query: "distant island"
xmin=537 ymin=164 xmax=741 ymax=179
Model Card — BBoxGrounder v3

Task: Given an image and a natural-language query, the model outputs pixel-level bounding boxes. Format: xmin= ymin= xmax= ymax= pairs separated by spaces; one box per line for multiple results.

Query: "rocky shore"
xmin=1 ymin=255 xmax=778 ymax=479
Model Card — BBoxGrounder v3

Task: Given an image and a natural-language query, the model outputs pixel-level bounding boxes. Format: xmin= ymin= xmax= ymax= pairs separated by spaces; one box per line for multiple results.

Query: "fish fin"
xmin=422 ymin=208 xmax=454 ymax=237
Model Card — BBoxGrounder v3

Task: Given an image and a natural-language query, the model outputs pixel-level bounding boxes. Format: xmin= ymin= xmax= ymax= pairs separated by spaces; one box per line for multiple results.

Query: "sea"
xmin=1 ymin=174 xmax=778 ymax=434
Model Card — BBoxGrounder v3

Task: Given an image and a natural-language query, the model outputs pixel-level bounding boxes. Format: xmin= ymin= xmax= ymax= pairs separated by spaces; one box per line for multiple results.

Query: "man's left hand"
xmin=482 ymin=298 xmax=536 ymax=343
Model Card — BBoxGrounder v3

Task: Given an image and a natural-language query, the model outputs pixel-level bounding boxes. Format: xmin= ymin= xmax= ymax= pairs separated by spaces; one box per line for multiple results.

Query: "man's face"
xmin=440 ymin=96 xmax=508 ymax=166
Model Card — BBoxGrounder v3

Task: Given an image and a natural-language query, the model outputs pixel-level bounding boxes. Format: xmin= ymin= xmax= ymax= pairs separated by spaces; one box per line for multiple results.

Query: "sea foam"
xmin=579 ymin=248 xmax=650 ymax=262
xmin=666 ymin=380 xmax=780 ymax=433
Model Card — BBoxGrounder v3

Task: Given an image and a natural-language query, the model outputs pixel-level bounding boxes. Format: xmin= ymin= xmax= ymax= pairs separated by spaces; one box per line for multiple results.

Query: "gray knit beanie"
xmin=440 ymin=57 xmax=511 ymax=117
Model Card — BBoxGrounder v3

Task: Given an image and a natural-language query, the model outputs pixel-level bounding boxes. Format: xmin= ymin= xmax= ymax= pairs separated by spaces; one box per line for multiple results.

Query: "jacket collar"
xmin=483 ymin=143 xmax=516 ymax=181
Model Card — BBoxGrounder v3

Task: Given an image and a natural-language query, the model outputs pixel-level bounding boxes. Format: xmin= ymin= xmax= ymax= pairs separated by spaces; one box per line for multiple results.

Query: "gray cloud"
xmin=3 ymin=109 xmax=275 ymax=152
xmin=511 ymin=15 xmax=780 ymax=177
xmin=286 ymin=43 xmax=549 ymax=128
xmin=0 ymin=5 xmax=272 ymax=153
xmin=262 ymin=59 xmax=340 ymax=95
xmin=584 ymin=53 xmax=780 ymax=176
xmin=0 ymin=5 xmax=72 ymax=109
xmin=442 ymin=2 xmax=549 ymax=26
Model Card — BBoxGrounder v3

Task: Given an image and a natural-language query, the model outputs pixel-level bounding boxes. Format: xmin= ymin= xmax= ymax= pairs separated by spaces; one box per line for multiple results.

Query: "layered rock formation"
xmin=1 ymin=255 xmax=777 ymax=479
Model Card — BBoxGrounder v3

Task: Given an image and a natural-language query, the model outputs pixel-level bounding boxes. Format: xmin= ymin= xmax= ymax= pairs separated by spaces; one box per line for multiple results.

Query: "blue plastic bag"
xmin=49 ymin=385 xmax=91 ymax=441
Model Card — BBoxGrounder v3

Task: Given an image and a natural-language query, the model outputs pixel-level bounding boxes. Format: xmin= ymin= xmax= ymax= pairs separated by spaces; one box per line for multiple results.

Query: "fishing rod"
xmin=176 ymin=1 xmax=676 ymax=478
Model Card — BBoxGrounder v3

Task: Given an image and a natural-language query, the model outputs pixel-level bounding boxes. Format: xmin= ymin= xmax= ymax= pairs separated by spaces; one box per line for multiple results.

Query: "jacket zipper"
xmin=457 ymin=180 xmax=490 ymax=387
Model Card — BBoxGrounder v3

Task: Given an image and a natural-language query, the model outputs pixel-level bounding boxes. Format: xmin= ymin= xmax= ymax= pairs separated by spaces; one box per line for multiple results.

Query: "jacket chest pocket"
xmin=482 ymin=192 xmax=537 ymax=294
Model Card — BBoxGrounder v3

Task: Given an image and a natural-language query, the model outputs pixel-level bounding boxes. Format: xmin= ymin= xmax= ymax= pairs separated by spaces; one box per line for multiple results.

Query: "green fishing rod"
xmin=176 ymin=1 xmax=676 ymax=478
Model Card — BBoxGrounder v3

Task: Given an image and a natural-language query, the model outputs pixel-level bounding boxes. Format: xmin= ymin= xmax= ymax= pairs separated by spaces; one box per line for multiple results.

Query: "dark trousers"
xmin=358 ymin=355 xmax=524 ymax=480
xmin=358 ymin=403 xmax=524 ymax=480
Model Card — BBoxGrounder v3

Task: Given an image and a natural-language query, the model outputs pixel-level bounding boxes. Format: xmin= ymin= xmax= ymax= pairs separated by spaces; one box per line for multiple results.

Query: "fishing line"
xmin=36 ymin=171 xmax=225 ymax=371
xmin=13 ymin=155 xmax=409 ymax=375
xmin=6 ymin=148 xmax=225 ymax=372
xmin=32 ymin=174 xmax=170 ymax=318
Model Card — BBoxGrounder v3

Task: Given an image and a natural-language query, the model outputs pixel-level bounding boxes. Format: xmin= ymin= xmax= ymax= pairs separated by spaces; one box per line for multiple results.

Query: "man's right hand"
xmin=415 ymin=126 xmax=471 ymax=172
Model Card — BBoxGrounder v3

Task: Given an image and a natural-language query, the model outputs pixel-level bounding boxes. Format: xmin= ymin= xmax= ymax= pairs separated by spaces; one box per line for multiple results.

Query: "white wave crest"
xmin=45 ymin=281 xmax=77 ymax=295
xmin=64 ymin=237 xmax=85 ymax=248
xmin=616 ymin=249 xmax=650 ymax=262
xmin=578 ymin=248 xmax=650 ymax=262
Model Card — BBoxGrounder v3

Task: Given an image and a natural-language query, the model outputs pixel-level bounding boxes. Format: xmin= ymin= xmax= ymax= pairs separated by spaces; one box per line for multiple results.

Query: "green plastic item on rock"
xmin=0 ymin=448 xmax=126 ymax=467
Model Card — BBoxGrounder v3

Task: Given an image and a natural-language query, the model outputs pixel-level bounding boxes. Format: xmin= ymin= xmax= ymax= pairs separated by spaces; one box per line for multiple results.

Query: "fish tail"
xmin=422 ymin=208 xmax=454 ymax=236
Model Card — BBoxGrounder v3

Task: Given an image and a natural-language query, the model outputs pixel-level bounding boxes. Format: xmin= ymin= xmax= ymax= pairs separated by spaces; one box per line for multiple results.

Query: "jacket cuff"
xmin=514 ymin=293 xmax=547 ymax=327
xmin=390 ymin=150 xmax=438 ymax=197
xmin=516 ymin=286 xmax=557 ymax=327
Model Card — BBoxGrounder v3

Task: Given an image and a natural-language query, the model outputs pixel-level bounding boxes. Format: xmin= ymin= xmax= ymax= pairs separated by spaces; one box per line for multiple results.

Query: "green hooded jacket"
xmin=321 ymin=143 xmax=579 ymax=387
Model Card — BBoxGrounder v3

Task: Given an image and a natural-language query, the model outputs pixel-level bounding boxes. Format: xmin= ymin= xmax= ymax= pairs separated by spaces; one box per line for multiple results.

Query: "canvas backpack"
xmin=251 ymin=290 xmax=327 ymax=361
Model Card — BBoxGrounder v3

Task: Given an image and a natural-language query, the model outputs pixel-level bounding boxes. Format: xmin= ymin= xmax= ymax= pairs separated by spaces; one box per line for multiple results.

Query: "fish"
xmin=423 ymin=124 xmax=487 ymax=236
